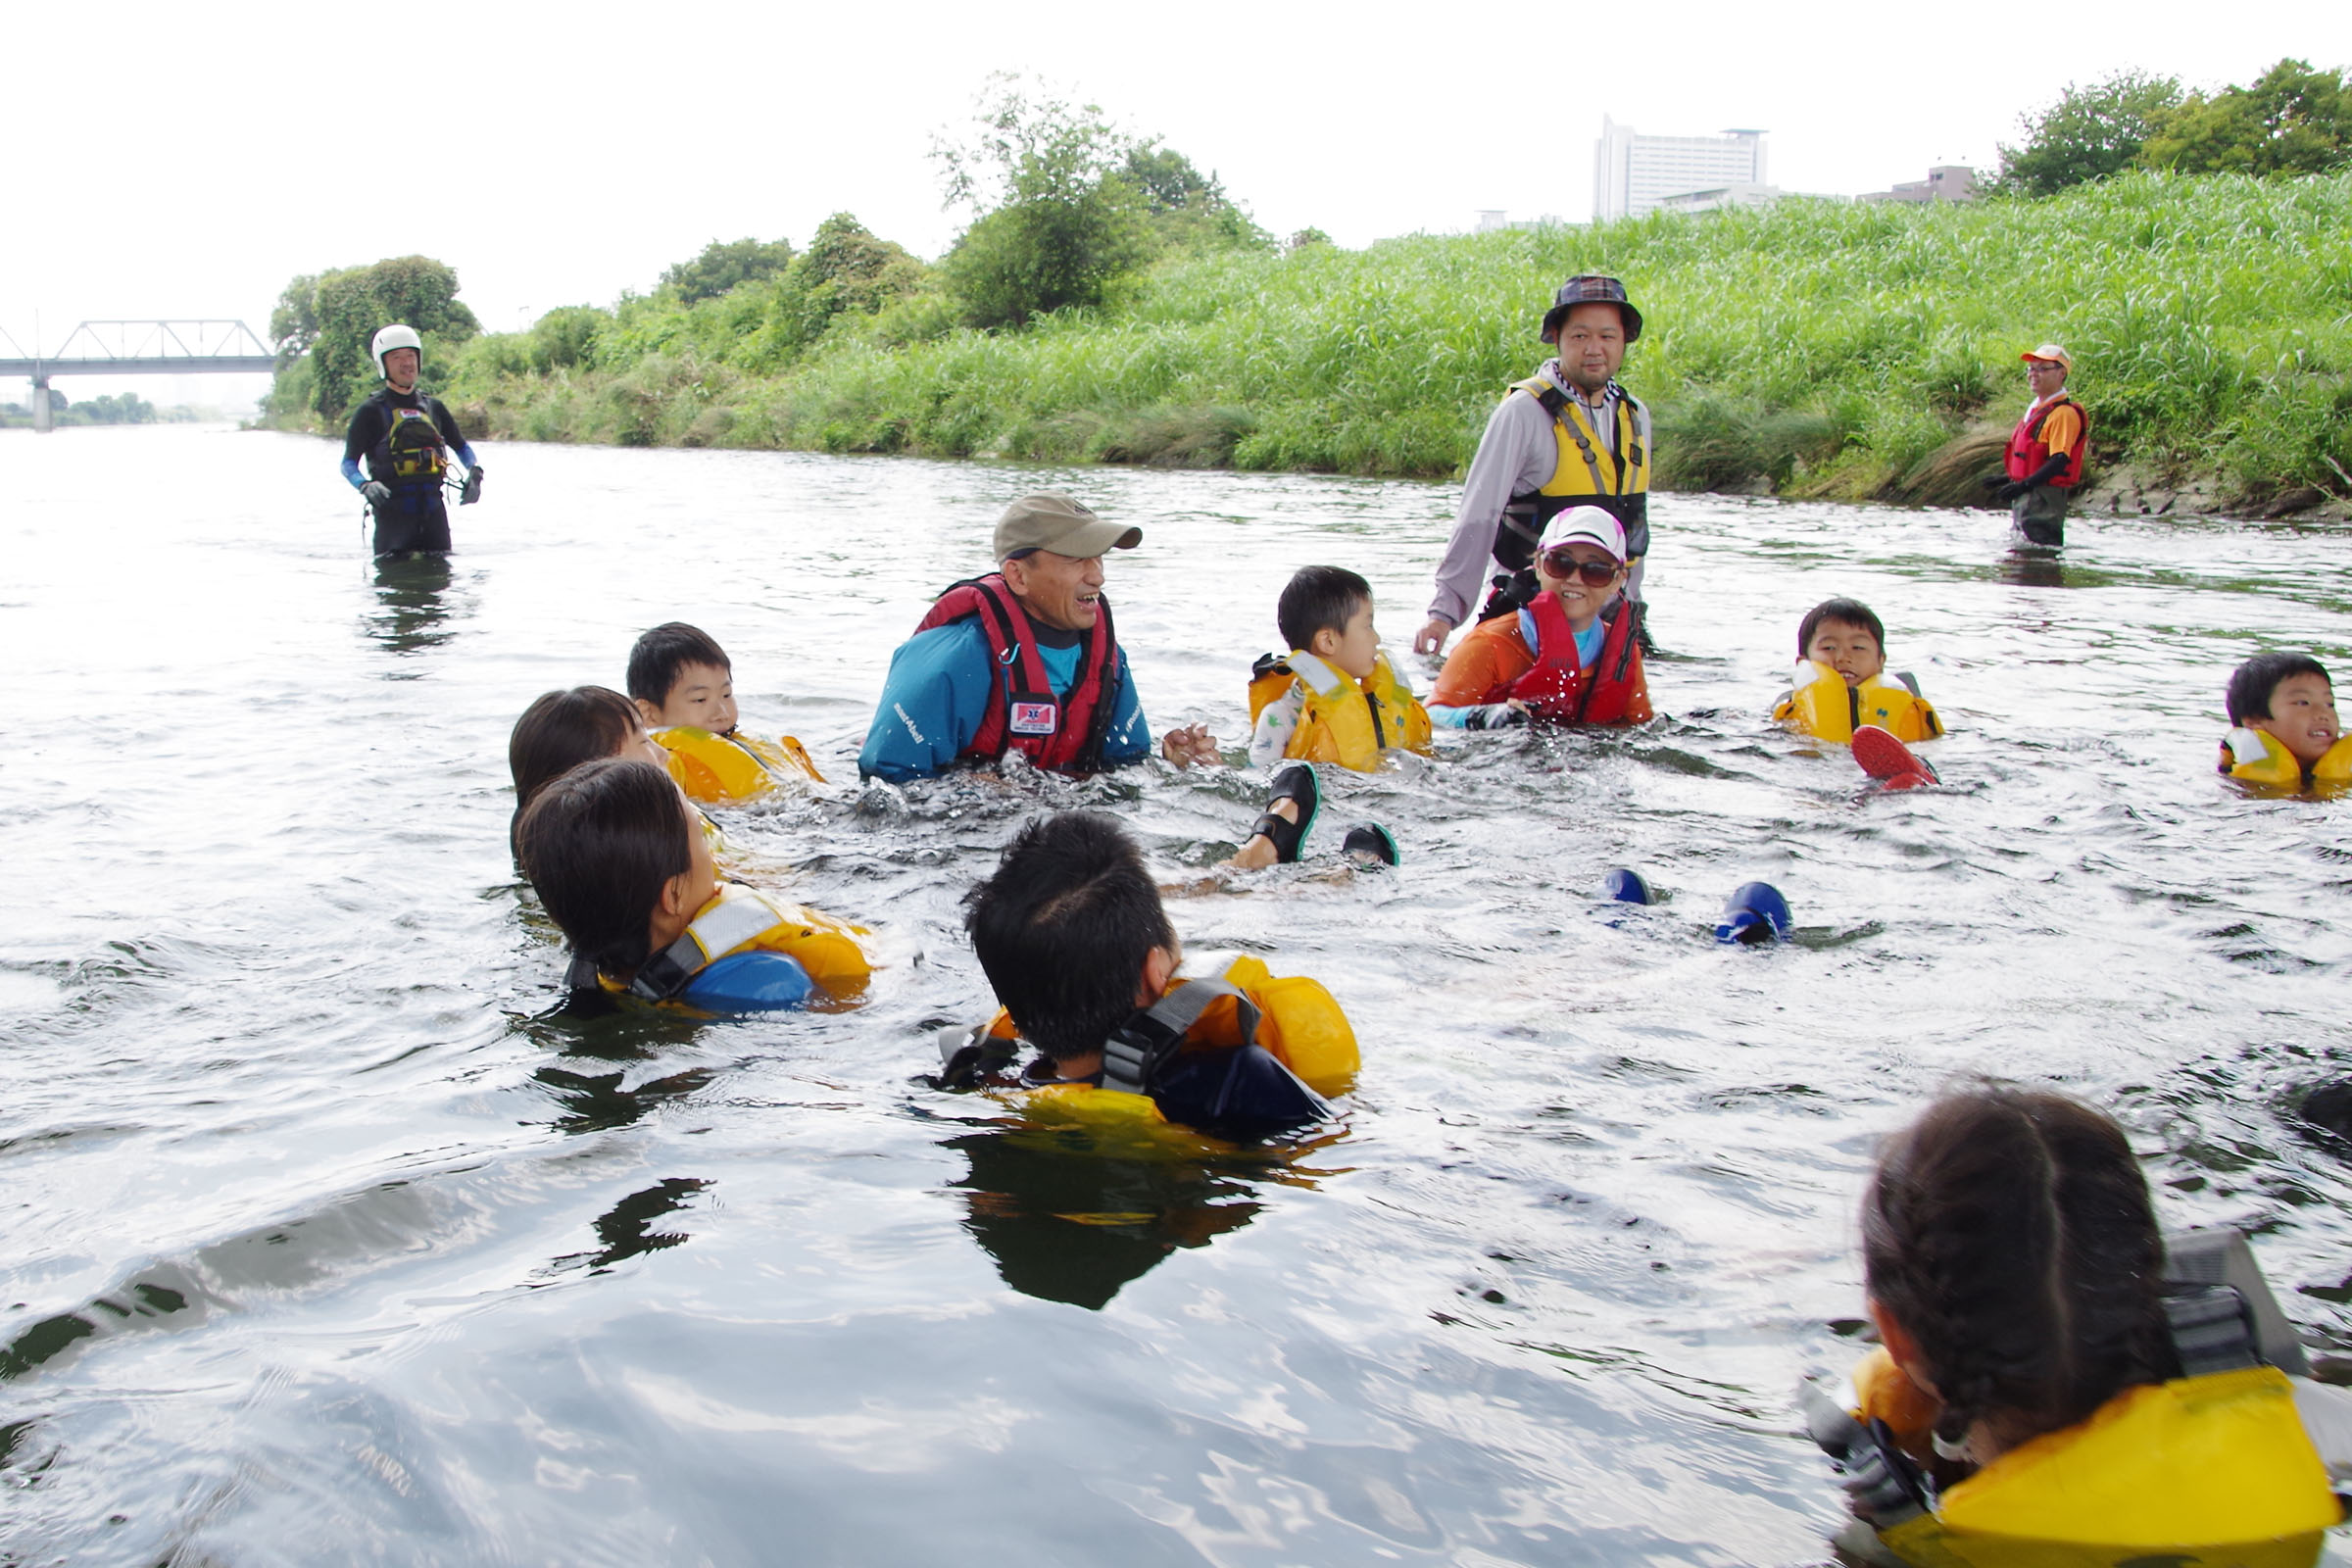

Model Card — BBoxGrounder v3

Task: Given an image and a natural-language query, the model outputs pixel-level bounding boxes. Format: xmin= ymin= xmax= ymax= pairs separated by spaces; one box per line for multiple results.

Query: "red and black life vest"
xmin=913 ymin=573 xmax=1123 ymax=772
xmin=1506 ymin=592 xmax=1645 ymax=723
xmin=2005 ymin=393 xmax=2086 ymax=488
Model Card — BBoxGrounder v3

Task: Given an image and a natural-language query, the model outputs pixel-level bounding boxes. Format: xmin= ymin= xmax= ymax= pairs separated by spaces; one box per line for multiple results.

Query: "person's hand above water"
xmin=1414 ymin=615 xmax=1453 ymax=657
xmin=361 ymin=480 xmax=391 ymax=506
xmin=1160 ymin=723 xmax=1221 ymax=768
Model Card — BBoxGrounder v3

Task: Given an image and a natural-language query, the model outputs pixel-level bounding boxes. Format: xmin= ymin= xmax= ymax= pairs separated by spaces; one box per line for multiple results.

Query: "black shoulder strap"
xmin=1100 ymin=979 xmax=1259 ymax=1098
xmin=626 ymin=932 xmax=703 ymax=1003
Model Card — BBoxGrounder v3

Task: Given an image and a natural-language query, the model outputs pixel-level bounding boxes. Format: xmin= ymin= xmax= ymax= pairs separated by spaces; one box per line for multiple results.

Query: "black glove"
xmin=1980 ymin=473 xmax=2007 ymax=495
xmin=1463 ymin=703 xmax=1527 ymax=731
xmin=361 ymin=480 xmax=392 ymax=507
xmin=1993 ymin=478 xmax=2031 ymax=503
xmin=460 ymin=465 xmax=484 ymax=505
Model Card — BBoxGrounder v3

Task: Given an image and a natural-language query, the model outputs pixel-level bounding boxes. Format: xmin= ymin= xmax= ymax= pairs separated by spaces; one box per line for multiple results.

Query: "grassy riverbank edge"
xmin=273 ymin=172 xmax=2352 ymax=522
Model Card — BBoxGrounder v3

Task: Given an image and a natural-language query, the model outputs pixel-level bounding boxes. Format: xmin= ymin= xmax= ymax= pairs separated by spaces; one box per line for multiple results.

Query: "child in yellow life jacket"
xmin=1248 ymin=566 xmax=1433 ymax=772
xmin=627 ymin=621 xmax=824 ymax=804
xmin=1774 ymin=598 xmax=1943 ymax=745
xmin=943 ymin=810 xmax=1356 ymax=1142
xmin=515 ymin=757 xmax=872 ymax=1013
xmin=1817 ymin=1087 xmax=2349 ymax=1567
xmin=509 ymin=685 xmax=732 ymax=868
xmin=2219 ymin=651 xmax=2350 ymax=790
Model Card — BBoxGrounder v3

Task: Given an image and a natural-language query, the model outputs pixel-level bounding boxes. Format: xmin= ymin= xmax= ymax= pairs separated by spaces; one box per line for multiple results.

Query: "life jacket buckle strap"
xmin=1099 ymin=978 xmax=1257 ymax=1098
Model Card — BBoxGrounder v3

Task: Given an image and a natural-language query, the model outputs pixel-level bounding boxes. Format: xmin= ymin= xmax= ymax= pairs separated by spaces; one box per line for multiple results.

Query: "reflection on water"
xmin=366 ymin=552 xmax=460 ymax=659
xmin=2 ymin=429 xmax=2349 ymax=1564
xmin=1996 ymin=547 xmax=2072 ymax=588
xmin=947 ymin=1129 xmax=1276 ymax=1309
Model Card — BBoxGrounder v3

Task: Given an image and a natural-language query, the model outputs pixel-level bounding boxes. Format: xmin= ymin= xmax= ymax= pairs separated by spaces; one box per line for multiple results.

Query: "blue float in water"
xmin=1602 ymin=867 xmax=1656 ymax=905
xmin=681 ymin=951 xmax=816 ymax=1011
xmin=1715 ymin=881 xmax=1793 ymax=946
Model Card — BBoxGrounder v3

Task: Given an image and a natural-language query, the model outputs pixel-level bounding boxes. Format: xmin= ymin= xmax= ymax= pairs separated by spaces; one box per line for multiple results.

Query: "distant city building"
xmin=1471 ymin=210 xmax=1574 ymax=233
xmin=1652 ymin=183 xmax=1785 ymax=215
xmin=1593 ymin=119 xmax=1768 ymax=220
xmin=1863 ymin=165 xmax=1980 ymax=204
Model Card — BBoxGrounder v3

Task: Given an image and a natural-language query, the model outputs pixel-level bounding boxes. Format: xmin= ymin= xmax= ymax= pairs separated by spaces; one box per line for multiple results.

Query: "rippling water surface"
xmin=3 ymin=426 xmax=2347 ymax=1565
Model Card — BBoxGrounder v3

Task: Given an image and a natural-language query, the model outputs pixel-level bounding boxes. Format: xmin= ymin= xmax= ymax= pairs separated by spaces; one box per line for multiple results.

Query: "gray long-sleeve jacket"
xmin=1425 ymin=363 xmax=1641 ymax=627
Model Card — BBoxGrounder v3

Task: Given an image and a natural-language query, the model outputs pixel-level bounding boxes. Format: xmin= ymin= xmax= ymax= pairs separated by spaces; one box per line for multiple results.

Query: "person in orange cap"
xmin=1990 ymin=343 xmax=2087 ymax=550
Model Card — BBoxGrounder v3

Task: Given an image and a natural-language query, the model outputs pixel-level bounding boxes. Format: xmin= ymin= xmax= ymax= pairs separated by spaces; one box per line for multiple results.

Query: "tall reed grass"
xmin=438 ymin=172 xmax=2352 ymax=505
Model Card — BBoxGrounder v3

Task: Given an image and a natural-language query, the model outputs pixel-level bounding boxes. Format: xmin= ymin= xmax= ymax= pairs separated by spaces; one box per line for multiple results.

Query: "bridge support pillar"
xmin=31 ymin=377 xmax=53 ymax=434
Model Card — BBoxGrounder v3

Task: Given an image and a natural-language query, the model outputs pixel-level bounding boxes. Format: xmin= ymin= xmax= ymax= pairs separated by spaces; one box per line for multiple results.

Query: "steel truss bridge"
xmin=3 ymin=320 xmax=277 ymax=430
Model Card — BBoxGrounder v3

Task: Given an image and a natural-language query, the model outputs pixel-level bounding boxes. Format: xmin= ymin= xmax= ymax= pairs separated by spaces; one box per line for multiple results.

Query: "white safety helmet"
xmin=370 ymin=323 xmax=423 ymax=378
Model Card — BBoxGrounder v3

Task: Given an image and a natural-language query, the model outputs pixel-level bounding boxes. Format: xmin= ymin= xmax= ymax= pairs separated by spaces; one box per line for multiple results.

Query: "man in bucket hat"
xmin=1986 ymin=343 xmax=2086 ymax=550
xmin=1415 ymin=275 xmax=1654 ymax=656
xmin=859 ymin=493 xmax=1221 ymax=781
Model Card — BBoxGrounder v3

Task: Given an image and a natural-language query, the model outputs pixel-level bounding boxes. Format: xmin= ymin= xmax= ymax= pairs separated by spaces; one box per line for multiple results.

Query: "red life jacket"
xmin=1506 ymin=592 xmax=1644 ymax=723
xmin=913 ymin=573 xmax=1123 ymax=772
xmin=2005 ymin=394 xmax=2086 ymax=487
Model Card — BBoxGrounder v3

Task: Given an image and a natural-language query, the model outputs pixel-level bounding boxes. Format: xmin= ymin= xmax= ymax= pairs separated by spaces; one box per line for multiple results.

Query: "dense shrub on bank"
xmin=368 ymin=172 xmax=2352 ymax=507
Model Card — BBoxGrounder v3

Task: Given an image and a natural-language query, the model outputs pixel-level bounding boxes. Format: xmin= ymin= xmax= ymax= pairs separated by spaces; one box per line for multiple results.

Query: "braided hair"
xmin=1862 ymin=1087 xmax=2178 ymax=1454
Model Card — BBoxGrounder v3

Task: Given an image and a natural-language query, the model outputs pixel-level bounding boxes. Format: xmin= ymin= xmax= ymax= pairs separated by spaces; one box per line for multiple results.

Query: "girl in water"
xmin=1829 ymin=1085 xmax=2348 ymax=1565
xmin=508 ymin=686 xmax=670 ymax=858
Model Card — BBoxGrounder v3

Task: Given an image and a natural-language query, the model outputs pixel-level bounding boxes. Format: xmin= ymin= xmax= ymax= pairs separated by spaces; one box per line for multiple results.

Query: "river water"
xmin=1 ymin=425 xmax=2346 ymax=1565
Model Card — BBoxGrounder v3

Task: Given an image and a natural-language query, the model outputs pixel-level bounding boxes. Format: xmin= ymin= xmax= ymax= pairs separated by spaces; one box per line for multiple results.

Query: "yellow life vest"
xmin=1774 ymin=660 xmax=1944 ymax=745
xmin=2221 ymin=727 xmax=2352 ymax=790
xmin=1511 ymin=375 xmax=1650 ymax=505
xmin=657 ymin=727 xmax=825 ymax=803
xmin=1870 ymin=1365 xmax=2340 ymax=1568
xmin=595 ymin=881 xmax=873 ymax=1001
xmin=1247 ymin=649 xmax=1434 ymax=771
xmin=966 ymin=956 xmax=1358 ymax=1132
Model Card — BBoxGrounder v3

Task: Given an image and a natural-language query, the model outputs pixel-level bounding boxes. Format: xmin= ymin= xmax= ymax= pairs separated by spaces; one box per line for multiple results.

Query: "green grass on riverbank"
xmin=420 ymin=172 xmax=2352 ymax=508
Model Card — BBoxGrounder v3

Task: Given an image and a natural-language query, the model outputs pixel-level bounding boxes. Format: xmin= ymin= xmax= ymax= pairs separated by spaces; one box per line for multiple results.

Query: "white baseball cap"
xmin=1537 ymin=505 xmax=1627 ymax=563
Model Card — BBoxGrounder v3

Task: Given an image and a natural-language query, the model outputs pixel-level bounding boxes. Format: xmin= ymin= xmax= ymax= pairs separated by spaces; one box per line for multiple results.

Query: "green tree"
xmin=294 ymin=256 xmax=480 ymax=422
xmin=2140 ymin=58 xmax=2352 ymax=176
xmin=269 ymin=272 xmax=322 ymax=365
xmin=1993 ymin=70 xmax=2182 ymax=196
xmin=527 ymin=305 xmax=608 ymax=372
xmin=934 ymin=74 xmax=1152 ymax=328
xmin=661 ymin=236 xmax=797 ymax=304
xmin=1123 ymin=142 xmax=1269 ymax=253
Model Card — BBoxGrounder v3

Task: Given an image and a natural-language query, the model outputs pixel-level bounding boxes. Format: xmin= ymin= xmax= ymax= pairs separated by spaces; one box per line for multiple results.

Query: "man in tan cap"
xmin=1992 ymin=344 xmax=2087 ymax=549
xmin=858 ymin=493 xmax=1220 ymax=781
xmin=1416 ymin=274 xmax=1653 ymax=656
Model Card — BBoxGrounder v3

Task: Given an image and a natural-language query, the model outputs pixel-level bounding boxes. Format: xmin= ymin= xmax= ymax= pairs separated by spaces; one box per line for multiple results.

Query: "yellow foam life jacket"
xmin=1247 ymin=649 xmax=1434 ymax=771
xmin=594 ymin=881 xmax=873 ymax=1002
xmin=1775 ymin=660 xmax=1944 ymax=745
xmin=1867 ymin=1365 xmax=2340 ymax=1568
xmin=657 ymin=727 xmax=825 ymax=803
xmin=957 ymin=956 xmax=1358 ymax=1133
xmin=2220 ymin=727 xmax=2352 ymax=790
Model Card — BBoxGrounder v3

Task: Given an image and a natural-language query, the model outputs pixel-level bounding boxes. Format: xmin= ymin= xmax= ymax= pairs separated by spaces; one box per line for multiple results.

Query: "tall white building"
xmin=1592 ymin=120 xmax=1768 ymax=220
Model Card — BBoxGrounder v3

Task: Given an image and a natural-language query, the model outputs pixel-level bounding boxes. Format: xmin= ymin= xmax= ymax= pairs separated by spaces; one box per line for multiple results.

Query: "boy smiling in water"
xmin=1774 ymin=598 xmax=1942 ymax=745
xmin=2220 ymin=652 xmax=2350 ymax=788
xmin=626 ymin=622 xmax=823 ymax=801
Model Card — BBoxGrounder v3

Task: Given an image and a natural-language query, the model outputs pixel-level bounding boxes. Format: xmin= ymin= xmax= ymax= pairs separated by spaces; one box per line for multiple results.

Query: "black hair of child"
xmin=1796 ymin=598 xmax=1886 ymax=656
xmin=515 ymin=757 xmax=693 ymax=978
xmin=963 ymin=811 xmax=1177 ymax=1062
xmin=1277 ymin=566 xmax=1373 ymax=656
xmin=509 ymin=686 xmax=643 ymax=856
xmin=1862 ymin=1084 xmax=2176 ymax=1455
xmin=627 ymin=622 xmax=732 ymax=707
xmin=2225 ymin=651 xmax=2330 ymax=725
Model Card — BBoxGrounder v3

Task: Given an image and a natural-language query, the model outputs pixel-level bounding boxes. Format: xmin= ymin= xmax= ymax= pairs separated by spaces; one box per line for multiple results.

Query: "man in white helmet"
xmin=338 ymin=323 xmax=483 ymax=557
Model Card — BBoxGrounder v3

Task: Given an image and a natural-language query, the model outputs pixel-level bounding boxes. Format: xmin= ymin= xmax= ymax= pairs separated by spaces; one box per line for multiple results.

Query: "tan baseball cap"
xmin=993 ymin=493 xmax=1142 ymax=561
xmin=2021 ymin=343 xmax=2073 ymax=371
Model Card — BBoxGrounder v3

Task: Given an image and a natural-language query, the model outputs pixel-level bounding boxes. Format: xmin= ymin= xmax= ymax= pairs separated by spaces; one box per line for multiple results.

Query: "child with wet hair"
xmin=2220 ymin=651 xmax=2348 ymax=788
xmin=1773 ymin=598 xmax=1941 ymax=744
xmin=1830 ymin=1085 xmax=2349 ymax=1560
xmin=626 ymin=621 xmax=823 ymax=802
xmin=1247 ymin=565 xmax=1432 ymax=771
xmin=514 ymin=757 xmax=869 ymax=1011
xmin=509 ymin=686 xmax=670 ymax=856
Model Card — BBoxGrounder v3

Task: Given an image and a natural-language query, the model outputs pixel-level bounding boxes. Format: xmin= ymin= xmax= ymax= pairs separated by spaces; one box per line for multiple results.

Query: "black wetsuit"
xmin=343 ymin=389 xmax=467 ymax=556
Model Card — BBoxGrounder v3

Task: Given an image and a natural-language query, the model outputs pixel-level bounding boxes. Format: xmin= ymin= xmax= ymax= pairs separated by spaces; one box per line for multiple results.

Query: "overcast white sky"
xmin=6 ymin=0 xmax=2342 ymax=408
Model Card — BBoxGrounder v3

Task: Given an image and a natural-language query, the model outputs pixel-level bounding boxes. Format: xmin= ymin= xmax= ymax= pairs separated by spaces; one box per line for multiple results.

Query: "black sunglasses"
xmin=1539 ymin=548 xmax=1622 ymax=586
